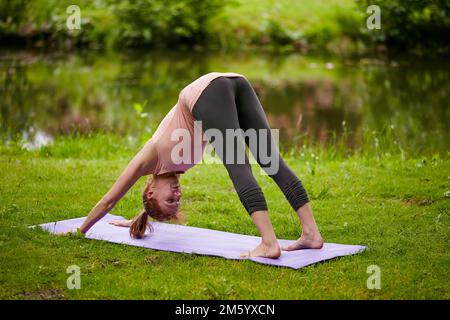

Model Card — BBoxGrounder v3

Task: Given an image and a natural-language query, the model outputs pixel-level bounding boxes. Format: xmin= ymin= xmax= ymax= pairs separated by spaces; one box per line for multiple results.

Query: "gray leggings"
xmin=192 ymin=76 xmax=309 ymax=215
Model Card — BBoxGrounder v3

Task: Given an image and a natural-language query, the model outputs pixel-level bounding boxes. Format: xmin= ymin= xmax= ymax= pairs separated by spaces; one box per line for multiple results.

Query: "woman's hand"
xmin=109 ymin=220 xmax=132 ymax=228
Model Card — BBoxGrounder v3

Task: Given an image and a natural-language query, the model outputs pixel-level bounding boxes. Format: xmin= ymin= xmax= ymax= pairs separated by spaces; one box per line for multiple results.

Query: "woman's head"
xmin=147 ymin=171 xmax=183 ymax=217
xmin=129 ymin=172 xmax=184 ymax=238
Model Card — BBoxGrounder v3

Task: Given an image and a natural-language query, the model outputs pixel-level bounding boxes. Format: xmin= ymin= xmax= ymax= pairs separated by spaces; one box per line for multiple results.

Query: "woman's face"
xmin=150 ymin=173 xmax=182 ymax=216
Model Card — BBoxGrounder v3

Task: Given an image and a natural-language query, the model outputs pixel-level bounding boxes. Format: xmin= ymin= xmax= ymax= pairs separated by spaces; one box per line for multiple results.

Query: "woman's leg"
xmin=192 ymin=76 xmax=281 ymax=258
xmin=232 ymin=76 xmax=323 ymax=249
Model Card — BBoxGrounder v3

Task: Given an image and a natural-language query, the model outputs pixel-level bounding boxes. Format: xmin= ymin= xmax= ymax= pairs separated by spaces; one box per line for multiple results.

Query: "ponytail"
xmin=129 ymin=211 xmax=151 ymax=239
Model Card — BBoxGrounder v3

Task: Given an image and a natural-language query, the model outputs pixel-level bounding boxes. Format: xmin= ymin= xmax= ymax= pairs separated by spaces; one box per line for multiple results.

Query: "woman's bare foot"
xmin=284 ymin=203 xmax=325 ymax=251
xmin=282 ymin=232 xmax=324 ymax=251
xmin=240 ymin=242 xmax=281 ymax=259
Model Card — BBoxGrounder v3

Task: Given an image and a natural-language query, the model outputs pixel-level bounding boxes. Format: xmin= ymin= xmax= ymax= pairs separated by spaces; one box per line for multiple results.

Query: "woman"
xmin=79 ymin=72 xmax=323 ymax=259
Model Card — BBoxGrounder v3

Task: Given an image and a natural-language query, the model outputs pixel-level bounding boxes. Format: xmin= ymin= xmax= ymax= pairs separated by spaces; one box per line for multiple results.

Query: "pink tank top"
xmin=149 ymin=72 xmax=245 ymax=175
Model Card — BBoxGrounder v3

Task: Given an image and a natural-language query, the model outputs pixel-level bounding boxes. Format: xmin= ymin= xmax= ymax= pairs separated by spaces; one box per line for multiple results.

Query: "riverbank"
xmin=1 ymin=49 xmax=448 ymax=157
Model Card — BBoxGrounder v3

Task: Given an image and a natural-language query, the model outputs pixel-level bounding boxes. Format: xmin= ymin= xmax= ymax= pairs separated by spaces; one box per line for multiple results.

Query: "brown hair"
xmin=129 ymin=175 xmax=184 ymax=239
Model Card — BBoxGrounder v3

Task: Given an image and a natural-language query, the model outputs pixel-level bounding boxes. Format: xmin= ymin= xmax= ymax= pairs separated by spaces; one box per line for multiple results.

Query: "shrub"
xmin=109 ymin=0 xmax=226 ymax=48
xmin=0 ymin=0 xmax=28 ymax=34
xmin=357 ymin=0 xmax=450 ymax=52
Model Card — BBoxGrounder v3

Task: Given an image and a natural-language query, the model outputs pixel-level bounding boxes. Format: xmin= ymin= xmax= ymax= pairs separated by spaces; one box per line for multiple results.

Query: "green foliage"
xmin=0 ymin=0 xmax=114 ymax=47
xmin=211 ymin=0 xmax=365 ymax=53
xmin=0 ymin=0 xmax=28 ymax=33
xmin=108 ymin=0 xmax=226 ymax=47
xmin=358 ymin=0 xmax=450 ymax=52
xmin=1 ymin=0 xmax=448 ymax=52
xmin=0 ymin=0 xmax=225 ymax=48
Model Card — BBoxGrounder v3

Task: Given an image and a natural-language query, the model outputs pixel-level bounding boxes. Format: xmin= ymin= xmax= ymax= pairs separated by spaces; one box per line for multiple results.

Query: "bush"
xmin=0 ymin=0 xmax=28 ymax=34
xmin=109 ymin=0 xmax=226 ymax=48
xmin=0 ymin=0 xmax=226 ymax=48
xmin=358 ymin=0 xmax=450 ymax=52
xmin=0 ymin=0 xmax=111 ymax=47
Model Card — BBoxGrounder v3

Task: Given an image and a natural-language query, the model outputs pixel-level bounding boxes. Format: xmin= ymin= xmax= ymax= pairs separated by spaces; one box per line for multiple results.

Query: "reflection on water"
xmin=0 ymin=49 xmax=448 ymax=154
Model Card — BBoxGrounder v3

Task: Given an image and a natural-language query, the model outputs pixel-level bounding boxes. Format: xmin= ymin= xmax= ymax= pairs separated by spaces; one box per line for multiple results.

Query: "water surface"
xmin=1 ymin=49 xmax=448 ymax=154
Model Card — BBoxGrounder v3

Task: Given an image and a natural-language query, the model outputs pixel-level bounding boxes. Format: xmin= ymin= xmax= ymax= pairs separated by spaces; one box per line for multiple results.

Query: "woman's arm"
xmin=79 ymin=140 xmax=158 ymax=234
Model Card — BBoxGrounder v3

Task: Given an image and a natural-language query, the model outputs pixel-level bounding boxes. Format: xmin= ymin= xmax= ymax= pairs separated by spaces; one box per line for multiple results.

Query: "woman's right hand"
xmin=109 ymin=219 xmax=132 ymax=228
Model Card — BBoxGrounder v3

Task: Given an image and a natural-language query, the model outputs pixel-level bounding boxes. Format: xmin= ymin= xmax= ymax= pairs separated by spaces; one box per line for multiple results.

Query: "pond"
xmin=0 ymin=49 xmax=448 ymax=155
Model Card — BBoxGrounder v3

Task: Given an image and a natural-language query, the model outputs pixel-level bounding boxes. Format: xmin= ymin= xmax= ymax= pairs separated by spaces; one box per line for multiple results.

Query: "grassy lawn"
xmin=212 ymin=0 xmax=363 ymax=49
xmin=0 ymin=139 xmax=448 ymax=299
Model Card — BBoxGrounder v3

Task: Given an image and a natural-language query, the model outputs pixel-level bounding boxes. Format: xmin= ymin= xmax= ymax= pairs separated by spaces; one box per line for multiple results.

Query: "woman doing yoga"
xmin=79 ymin=72 xmax=323 ymax=258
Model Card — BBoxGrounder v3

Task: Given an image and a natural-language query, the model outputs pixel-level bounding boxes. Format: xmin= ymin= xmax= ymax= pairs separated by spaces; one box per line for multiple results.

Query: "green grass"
xmin=0 ymin=135 xmax=449 ymax=299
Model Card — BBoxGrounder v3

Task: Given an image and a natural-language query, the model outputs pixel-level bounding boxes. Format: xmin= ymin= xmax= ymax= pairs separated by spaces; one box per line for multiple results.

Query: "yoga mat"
xmin=35 ymin=214 xmax=366 ymax=270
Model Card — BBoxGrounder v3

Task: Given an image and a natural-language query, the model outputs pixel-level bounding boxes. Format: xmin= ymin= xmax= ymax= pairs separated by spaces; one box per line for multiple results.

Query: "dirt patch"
xmin=401 ymin=197 xmax=435 ymax=206
xmin=17 ymin=287 xmax=65 ymax=300
xmin=144 ymin=255 xmax=160 ymax=265
xmin=99 ymin=258 xmax=123 ymax=267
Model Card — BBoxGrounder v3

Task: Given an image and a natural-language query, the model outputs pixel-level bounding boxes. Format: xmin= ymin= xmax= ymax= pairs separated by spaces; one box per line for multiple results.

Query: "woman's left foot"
xmin=282 ymin=233 xmax=324 ymax=251
xmin=240 ymin=242 xmax=281 ymax=259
